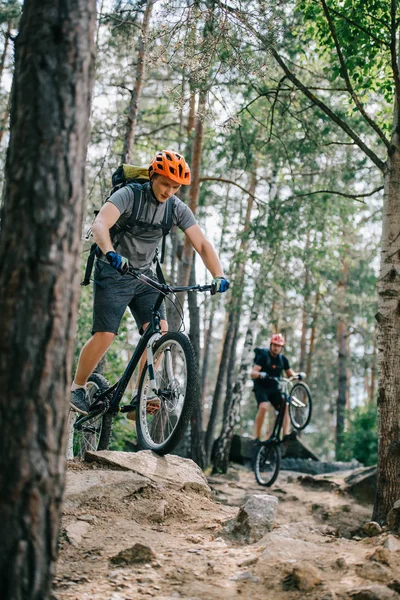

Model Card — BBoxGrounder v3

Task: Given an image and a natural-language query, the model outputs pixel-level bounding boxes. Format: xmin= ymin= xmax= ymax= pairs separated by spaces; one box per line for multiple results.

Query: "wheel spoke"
xmin=136 ymin=333 xmax=195 ymax=454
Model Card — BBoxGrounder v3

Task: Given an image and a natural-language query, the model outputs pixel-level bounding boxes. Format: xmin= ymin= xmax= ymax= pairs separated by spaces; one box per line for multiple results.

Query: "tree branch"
xmin=216 ymin=0 xmax=387 ymax=172
xmin=199 ymin=176 xmax=265 ymax=203
xmin=284 ymin=186 xmax=384 ymax=204
xmin=320 ymin=0 xmax=390 ymax=149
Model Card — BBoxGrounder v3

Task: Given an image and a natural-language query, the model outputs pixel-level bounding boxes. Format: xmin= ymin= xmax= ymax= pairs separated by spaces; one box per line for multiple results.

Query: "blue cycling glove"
xmin=211 ymin=276 xmax=230 ymax=295
xmin=106 ymin=251 xmax=129 ymax=275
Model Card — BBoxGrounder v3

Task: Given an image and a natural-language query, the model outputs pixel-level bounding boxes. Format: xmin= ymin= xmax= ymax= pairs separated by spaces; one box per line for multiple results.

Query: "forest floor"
xmin=55 ymin=452 xmax=400 ymax=600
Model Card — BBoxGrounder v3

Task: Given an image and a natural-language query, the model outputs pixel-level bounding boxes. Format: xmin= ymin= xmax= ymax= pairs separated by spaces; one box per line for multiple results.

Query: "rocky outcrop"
xmin=84 ymin=450 xmax=211 ymax=495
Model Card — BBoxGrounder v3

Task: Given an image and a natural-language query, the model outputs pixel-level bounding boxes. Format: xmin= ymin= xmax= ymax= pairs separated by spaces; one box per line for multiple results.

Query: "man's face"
xmin=270 ymin=342 xmax=283 ymax=356
xmin=151 ymin=175 xmax=181 ymax=202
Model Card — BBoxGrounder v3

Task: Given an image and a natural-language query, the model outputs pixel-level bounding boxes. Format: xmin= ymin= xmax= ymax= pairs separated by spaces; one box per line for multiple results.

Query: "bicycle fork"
xmin=146 ymin=333 xmax=162 ymax=392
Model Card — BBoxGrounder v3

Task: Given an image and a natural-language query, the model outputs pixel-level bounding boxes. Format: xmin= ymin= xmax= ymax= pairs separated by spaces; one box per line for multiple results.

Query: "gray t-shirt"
xmin=105 ymin=182 xmax=197 ymax=271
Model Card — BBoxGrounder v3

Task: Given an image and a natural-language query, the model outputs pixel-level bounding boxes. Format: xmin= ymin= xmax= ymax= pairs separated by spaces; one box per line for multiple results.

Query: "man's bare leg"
xmin=254 ymin=402 xmax=269 ymax=440
xmin=74 ymin=331 xmax=116 ymax=386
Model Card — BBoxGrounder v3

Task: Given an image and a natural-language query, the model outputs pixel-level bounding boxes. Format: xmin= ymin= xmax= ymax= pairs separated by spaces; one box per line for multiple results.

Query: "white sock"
xmin=71 ymin=382 xmax=86 ymax=392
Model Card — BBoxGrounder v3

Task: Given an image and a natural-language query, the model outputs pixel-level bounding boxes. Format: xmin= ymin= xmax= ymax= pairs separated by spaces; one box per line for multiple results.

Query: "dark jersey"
xmin=254 ymin=349 xmax=290 ymax=388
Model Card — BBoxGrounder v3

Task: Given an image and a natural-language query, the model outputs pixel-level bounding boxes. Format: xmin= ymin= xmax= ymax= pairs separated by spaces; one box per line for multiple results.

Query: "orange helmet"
xmin=270 ymin=333 xmax=285 ymax=346
xmin=148 ymin=150 xmax=191 ymax=185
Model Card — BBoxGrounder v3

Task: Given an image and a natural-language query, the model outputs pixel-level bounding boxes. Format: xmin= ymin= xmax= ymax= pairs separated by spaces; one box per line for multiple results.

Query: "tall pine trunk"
xmin=0 ymin=1 xmax=96 ymax=598
xmin=121 ymin=0 xmax=154 ymax=164
xmin=207 ymin=171 xmax=256 ymax=467
xmin=188 ymin=253 xmax=207 ymax=467
xmin=336 ymin=256 xmax=349 ymax=459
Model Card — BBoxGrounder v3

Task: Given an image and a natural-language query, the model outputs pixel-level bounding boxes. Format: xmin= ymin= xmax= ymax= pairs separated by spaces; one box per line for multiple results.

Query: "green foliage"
xmin=338 ymin=403 xmax=378 ymax=465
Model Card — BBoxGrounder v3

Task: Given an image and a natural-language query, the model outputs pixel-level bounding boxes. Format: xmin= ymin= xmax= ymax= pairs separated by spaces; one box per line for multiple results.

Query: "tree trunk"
xmin=207 ymin=171 xmax=256 ymax=466
xmin=0 ymin=0 xmax=95 ymax=598
xmin=188 ymin=253 xmax=206 ymax=467
xmin=0 ymin=20 xmax=11 ymax=86
xmin=369 ymin=324 xmax=377 ymax=405
xmin=121 ymin=0 xmax=154 ymax=164
xmin=306 ymin=288 xmax=320 ymax=378
xmin=167 ymin=90 xmax=205 ymax=332
xmin=299 ymin=231 xmax=311 ymax=371
xmin=212 ymin=278 xmax=264 ymax=473
xmin=336 ymin=256 xmax=350 ymax=460
xmin=373 ymin=143 xmax=400 ymax=521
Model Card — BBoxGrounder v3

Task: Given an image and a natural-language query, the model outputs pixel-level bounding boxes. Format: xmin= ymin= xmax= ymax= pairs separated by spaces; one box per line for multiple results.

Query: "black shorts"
xmin=254 ymin=385 xmax=283 ymax=410
xmin=92 ymin=261 xmax=166 ymax=335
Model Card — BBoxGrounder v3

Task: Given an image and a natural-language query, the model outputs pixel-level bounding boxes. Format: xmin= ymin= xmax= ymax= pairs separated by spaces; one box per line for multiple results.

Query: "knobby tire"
xmin=255 ymin=442 xmax=281 ymax=487
xmin=136 ymin=332 xmax=197 ymax=455
xmin=73 ymin=372 xmax=113 ymax=457
xmin=289 ymin=382 xmax=312 ymax=431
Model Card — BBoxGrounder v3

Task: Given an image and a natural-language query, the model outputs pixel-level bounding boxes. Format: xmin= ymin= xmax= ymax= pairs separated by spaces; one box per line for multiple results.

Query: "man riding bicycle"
xmin=250 ymin=333 xmax=297 ymax=443
xmin=71 ymin=150 xmax=229 ymax=416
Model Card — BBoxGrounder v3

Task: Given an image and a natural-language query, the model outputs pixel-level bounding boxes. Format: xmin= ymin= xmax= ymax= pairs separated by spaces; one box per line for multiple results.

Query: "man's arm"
xmin=250 ymin=364 xmax=263 ymax=379
xmin=92 ymin=203 xmax=122 ymax=254
xmin=286 ymin=368 xmax=296 ymax=377
xmin=183 ymin=224 xmax=225 ymax=278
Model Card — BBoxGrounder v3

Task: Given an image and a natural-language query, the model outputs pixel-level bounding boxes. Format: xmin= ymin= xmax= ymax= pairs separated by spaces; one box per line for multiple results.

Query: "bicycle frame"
xmin=264 ymin=376 xmax=302 ymax=443
xmin=75 ymin=268 xmax=212 ymax=426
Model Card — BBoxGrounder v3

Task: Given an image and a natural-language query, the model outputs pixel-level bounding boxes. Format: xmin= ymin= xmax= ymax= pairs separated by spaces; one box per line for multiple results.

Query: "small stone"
xmin=64 ymin=521 xmax=90 ymax=547
xmin=110 ymin=543 xmax=156 ymax=565
xmin=229 ymin=571 xmax=260 ymax=583
xmin=367 ymin=547 xmax=391 ymax=566
xmin=364 ymin=522 xmax=383 ymax=537
xmin=231 ymin=494 xmax=278 ymax=543
xmin=334 ymin=557 xmax=348 ymax=570
xmin=349 ymin=585 xmax=398 ymax=599
xmin=237 ymin=556 xmax=259 ymax=567
xmin=383 ymin=535 xmax=400 ymax=552
xmin=186 ymin=534 xmax=203 ymax=544
xmin=77 ymin=514 xmax=96 ymax=523
xmin=282 ymin=564 xmax=322 ymax=591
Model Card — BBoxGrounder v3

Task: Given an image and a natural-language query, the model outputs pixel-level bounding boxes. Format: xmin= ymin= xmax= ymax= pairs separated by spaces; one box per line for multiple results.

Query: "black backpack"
xmin=81 ymin=164 xmax=174 ymax=286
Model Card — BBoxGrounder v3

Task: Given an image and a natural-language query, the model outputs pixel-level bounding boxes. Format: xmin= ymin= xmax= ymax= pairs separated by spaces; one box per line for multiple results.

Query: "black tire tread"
xmin=289 ymin=382 xmax=312 ymax=431
xmin=87 ymin=372 xmax=113 ymax=451
xmin=255 ymin=442 xmax=281 ymax=487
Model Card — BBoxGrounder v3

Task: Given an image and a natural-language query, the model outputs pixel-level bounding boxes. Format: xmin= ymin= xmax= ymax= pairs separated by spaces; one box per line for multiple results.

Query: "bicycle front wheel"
xmin=289 ymin=382 xmax=312 ymax=431
xmin=73 ymin=373 xmax=113 ymax=458
xmin=136 ymin=332 xmax=197 ymax=455
xmin=255 ymin=442 xmax=281 ymax=487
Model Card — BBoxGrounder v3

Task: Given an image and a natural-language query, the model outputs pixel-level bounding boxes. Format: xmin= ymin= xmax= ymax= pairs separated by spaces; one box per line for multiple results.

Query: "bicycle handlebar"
xmin=127 ymin=267 xmax=213 ymax=293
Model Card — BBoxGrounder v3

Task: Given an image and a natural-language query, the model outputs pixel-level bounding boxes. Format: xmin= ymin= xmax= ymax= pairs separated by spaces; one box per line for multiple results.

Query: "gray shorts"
xmin=92 ymin=261 xmax=166 ymax=335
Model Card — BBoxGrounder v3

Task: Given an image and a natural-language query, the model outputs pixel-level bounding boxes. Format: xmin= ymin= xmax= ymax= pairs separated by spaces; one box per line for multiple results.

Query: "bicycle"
xmin=254 ymin=374 xmax=312 ymax=487
xmin=72 ymin=267 xmax=212 ymax=458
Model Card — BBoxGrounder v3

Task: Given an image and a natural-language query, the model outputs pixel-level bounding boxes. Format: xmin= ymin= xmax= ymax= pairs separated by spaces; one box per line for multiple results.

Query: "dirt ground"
xmin=55 ymin=458 xmax=400 ymax=600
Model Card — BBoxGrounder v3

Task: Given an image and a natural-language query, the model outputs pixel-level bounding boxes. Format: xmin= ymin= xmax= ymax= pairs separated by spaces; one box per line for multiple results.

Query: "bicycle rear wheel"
xmin=289 ymin=382 xmax=312 ymax=431
xmin=73 ymin=373 xmax=113 ymax=458
xmin=136 ymin=332 xmax=197 ymax=455
xmin=255 ymin=442 xmax=281 ymax=487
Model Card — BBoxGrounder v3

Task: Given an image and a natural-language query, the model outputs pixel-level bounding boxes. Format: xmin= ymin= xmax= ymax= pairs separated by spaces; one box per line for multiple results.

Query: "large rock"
xmin=85 ymin=450 xmax=211 ymax=495
xmin=344 ymin=466 xmax=377 ymax=504
xmin=64 ymin=470 xmax=151 ymax=508
xmin=230 ymin=494 xmax=278 ymax=542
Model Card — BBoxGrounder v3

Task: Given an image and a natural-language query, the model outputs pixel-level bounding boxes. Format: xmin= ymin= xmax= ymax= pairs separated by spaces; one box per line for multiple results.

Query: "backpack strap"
xmin=159 ymin=196 xmax=174 ymax=264
xmin=81 ymin=243 xmax=98 ymax=286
